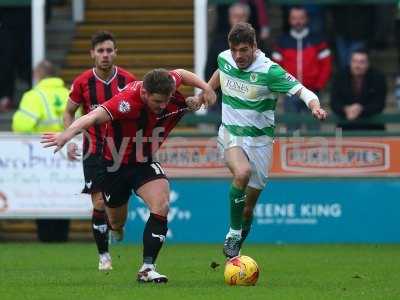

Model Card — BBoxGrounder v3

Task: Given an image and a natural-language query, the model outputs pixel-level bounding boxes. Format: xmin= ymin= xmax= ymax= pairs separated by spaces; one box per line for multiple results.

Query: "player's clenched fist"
xmin=202 ymin=87 xmax=217 ymax=108
xmin=311 ymin=107 xmax=328 ymax=120
xmin=185 ymin=96 xmax=203 ymax=111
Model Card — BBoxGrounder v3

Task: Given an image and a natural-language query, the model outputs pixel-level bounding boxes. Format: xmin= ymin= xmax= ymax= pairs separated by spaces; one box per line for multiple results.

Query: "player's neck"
xmin=94 ymin=66 xmax=116 ymax=82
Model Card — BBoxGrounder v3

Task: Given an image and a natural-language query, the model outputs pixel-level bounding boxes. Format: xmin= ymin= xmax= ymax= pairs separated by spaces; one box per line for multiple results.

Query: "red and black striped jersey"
xmin=101 ymin=70 xmax=187 ymax=165
xmin=69 ymin=67 xmax=136 ymax=155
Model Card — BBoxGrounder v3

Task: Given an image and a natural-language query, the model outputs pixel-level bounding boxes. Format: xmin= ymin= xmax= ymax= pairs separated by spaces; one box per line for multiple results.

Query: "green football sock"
xmin=229 ymin=184 xmax=246 ymax=230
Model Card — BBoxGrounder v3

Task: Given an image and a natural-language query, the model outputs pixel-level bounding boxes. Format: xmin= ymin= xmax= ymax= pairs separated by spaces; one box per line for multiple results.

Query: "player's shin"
xmin=240 ymin=215 xmax=253 ymax=247
xmin=223 ymin=184 xmax=246 ymax=258
xmin=92 ymin=209 xmax=109 ymax=254
xmin=229 ymin=184 xmax=246 ymax=232
xmin=143 ymin=213 xmax=168 ymax=264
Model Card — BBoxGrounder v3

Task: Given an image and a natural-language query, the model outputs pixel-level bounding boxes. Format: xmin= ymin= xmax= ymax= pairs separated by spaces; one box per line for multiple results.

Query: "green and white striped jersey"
xmin=218 ymin=49 xmax=302 ymax=142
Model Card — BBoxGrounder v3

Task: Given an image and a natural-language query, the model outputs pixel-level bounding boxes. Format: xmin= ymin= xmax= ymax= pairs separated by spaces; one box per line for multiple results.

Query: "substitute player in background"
xmin=43 ymin=68 xmax=216 ymax=283
xmin=63 ymin=31 xmax=136 ymax=271
xmin=208 ymin=22 xmax=327 ymax=258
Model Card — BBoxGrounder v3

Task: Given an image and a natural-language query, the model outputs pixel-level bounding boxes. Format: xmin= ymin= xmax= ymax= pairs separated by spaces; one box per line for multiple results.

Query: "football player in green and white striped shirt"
xmin=208 ymin=22 xmax=327 ymax=258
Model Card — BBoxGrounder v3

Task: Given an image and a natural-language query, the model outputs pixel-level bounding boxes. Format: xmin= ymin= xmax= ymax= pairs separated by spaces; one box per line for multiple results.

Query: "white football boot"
xmin=137 ymin=264 xmax=168 ymax=283
xmin=98 ymin=252 xmax=112 ymax=271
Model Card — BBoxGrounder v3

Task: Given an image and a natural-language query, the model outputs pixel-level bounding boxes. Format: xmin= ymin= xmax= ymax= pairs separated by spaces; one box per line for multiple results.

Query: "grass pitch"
xmin=0 ymin=243 xmax=399 ymax=300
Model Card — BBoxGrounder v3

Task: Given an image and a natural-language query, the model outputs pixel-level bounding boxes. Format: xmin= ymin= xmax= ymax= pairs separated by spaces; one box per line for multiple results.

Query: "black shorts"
xmin=102 ymin=161 xmax=168 ymax=208
xmin=82 ymin=154 xmax=106 ymax=194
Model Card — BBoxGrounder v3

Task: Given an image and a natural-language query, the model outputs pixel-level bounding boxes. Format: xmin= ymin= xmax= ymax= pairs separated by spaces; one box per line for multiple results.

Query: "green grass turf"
xmin=0 ymin=243 xmax=400 ymax=300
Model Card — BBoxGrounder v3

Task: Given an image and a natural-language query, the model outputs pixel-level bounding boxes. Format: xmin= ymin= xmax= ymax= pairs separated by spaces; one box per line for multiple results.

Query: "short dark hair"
xmin=289 ymin=5 xmax=307 ymax=13
xmin=91 ymin=31 xmax=116 ymax=49
xmin=143 ymin=68 xmax=176 ymax=95
xmin=36 ymin=60 xmax=57 ymax=77
xmin=228 ymin=22 xmax=256 ymax=46
xmin=351 ymin=47 xmax=369 ymax=57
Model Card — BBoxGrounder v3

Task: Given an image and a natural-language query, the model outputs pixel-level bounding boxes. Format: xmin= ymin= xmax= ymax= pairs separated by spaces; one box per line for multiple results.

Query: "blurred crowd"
xmin=1 ymin=1 xmax=399 ymax=131
xmin=206 ymin=2 xmax=398 ymax=131
xmin=0 ymin=0 xmax=62 ymax=112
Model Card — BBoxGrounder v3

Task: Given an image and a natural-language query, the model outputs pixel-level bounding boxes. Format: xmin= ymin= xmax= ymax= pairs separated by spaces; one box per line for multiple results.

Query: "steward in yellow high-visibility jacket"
xmin=12 ymin=60 xmax=69 ymax=133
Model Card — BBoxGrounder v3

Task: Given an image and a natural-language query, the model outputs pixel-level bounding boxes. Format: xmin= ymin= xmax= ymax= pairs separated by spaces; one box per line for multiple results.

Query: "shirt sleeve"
xmin=100 ymin=86 xmax=138 ymax=121
xmin=68 ymin=79 xmax=83 ymax=105
xmin=266 ymin=64 xmax=302 ymax=95
xmin=169 ymin=70 xmax=183 ymax=89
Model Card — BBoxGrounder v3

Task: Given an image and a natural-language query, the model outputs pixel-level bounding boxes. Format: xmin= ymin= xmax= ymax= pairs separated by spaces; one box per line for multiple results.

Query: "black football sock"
xmin=92 ymin=209 xmax=109 ymax=254
xmin=143 ymin=213 xmax=168 ymax=264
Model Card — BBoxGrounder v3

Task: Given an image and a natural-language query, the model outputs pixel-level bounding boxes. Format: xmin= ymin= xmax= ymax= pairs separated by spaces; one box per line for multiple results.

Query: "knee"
xmin=108 ymin=217 xmax=124 ymax=231
xmin=233 ymin=167 xmax=251 ymax=187
xmin=93 ymin=199 xmax=105 ymax=210
xmin=150 ymin=194 xmax=170 ymax=217
xmin=92 ymin=193 xmax=105 ymax=210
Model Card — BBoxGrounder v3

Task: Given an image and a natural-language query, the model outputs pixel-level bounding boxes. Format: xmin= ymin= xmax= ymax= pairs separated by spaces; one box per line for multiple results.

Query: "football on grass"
xmin=224 ymin=255 xmax=260 ymax=286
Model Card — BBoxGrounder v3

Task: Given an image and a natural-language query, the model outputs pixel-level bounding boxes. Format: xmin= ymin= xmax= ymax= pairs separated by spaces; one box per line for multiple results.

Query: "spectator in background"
xmin=331 ymin=5 xmax=375 ymax=70
xmin=282 ymin=4 xmax=326 ymax=36
xmin=205 ymin=2 xmax=251 ymax=113
xmin=214 ymin=0 xmax=270 ymax=44
xmin=244 ymin=0 xmax=271 ymax=52
xmin=330 ymin=49 xmax=387 ymax=131
xmin=395 ymin=1 xmax=400 ymax=110
xmin=12 ymin=60 xmax=68 ymax=132
xmin=272 ymin=6 xmax=332 ymax=130
xmin=0 ymin=6 xmax=31 ymax=112
xmin=12 ymin=60 xmax=70 ymax=242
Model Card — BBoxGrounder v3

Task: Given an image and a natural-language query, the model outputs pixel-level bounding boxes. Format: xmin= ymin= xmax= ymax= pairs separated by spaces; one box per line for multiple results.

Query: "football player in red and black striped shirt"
xmin=63 ymin=31 xmax=136 ymax=271
xmin=43 ymin=68 xmax=216 ymax=283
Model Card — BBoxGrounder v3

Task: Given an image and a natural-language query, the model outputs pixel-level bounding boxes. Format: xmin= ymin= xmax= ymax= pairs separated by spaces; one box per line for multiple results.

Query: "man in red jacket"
xmin=272 ymin=6 xmax=331 ymax=131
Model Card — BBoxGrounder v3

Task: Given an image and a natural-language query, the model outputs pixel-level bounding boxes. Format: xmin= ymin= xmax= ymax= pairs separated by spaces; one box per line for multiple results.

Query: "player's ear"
xmin=140 ymin=87 xmax=147 ymax=99
xmin=90 ymin=49 xmax=95 ymax=59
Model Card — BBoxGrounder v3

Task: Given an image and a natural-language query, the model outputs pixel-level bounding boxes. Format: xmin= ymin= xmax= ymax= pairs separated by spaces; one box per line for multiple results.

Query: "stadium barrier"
xmin=1 ymin=133 xmax=400 ymax=243
xmin=127 ymin=178 xmax=400 ymax=243
xmin=179 ymin=112 xmax=400 ymax=132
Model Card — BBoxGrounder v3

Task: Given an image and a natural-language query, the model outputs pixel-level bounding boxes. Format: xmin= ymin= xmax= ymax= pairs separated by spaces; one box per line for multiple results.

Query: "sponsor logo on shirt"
xmin=224 ymin=79 xmax=249 ymax=94
xmin=250 ymin=73 xmax=258 ymax=83
xmin=224 ymin=63 xmax=232 ymax=71
xmin=89 ymin=104 xmax=100 ymax=111
xmin=118 ymin=100 xmax=131 ymax=113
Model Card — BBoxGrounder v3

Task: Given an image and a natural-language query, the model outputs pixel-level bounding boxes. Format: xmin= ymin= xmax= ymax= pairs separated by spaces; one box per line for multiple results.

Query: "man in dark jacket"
xmin=330 ymin=48 xmax=386 ymax=130
xmin=205 ymin=3 xmax=251 ymax=114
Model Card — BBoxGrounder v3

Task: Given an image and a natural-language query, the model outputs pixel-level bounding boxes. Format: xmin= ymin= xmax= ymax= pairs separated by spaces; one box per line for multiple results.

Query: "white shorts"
xmin=217 ymin=126 xmax=273 ymax=190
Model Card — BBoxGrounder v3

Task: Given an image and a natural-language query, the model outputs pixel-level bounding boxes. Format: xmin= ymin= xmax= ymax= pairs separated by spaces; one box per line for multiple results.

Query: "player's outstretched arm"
xmin=63 ymin=99 xmax=80 ymax=128
xmin=174 ymin=69 xmax=216 ymax=108
xmin=63 ymin=99 xmax=81 ymax=161
xmin=208 ymin=70 xmax=220 ymax=90
xmin=41 ymin=106 xmax=111 ymax=153
xmin=295 ymin=87 xmax=328 ymax=120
